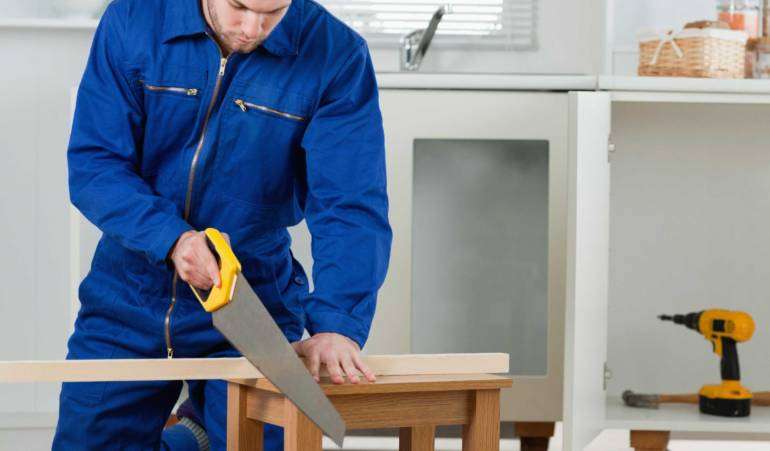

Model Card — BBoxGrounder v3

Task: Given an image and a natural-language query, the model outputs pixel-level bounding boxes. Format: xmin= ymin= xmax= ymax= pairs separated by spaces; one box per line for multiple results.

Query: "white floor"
xmin=4 ymin=424 xmax=770 ymax=450
xmin=322 ymin=423 xmax=770 ymax=450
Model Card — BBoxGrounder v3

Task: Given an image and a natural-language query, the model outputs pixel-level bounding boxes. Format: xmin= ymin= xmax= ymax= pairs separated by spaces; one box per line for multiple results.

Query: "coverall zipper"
xmin=165 ymin=35 xmax=228 ymax=358
xmin=234 ymin=98 xmax=306 ymax=122
xmin=140 ymin=82 xmax=199 ymax=96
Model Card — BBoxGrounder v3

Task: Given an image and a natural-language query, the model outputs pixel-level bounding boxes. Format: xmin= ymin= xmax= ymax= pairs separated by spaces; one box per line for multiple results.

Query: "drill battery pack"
xmin=699 ymin=395 xmax=751 ymax=417
xmin=699 ymin=382 xmax=753 ymax=417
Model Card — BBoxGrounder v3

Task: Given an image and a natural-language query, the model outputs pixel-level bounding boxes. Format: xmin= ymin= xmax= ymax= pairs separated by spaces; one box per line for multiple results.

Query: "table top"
xmin=232 ymin=373 xmax=512 ymax=395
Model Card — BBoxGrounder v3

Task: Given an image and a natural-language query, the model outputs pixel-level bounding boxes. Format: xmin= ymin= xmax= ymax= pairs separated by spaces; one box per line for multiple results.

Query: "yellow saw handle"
xmin=188 ymin=228 xmax=242 ymax=313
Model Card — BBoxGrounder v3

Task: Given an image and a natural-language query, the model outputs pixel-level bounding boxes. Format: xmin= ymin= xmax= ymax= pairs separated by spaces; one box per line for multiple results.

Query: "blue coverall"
xmin=53 ymin=0 xmax=391 ymax=448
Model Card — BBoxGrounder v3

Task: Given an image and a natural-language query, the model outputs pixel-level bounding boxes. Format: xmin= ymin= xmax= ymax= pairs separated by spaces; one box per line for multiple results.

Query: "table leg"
xmin=630 ymin=430 xmax=670 ymax=451
xmin=399 ymin=425 xmax=436 ymax=451
xmin=227 ymin=382 xmax=264 ymax=451
xmin=462 ymin=389 xmax=501 ymax=451
xmin=515 ymin=422 xmax=555 ymax=451
xmin=283 ymin=398 xmax=322 ymax=451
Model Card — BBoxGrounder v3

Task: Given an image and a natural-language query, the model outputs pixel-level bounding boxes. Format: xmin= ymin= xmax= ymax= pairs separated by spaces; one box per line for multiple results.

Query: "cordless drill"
xmin=659 ymin=309 xmax=755 ymax=417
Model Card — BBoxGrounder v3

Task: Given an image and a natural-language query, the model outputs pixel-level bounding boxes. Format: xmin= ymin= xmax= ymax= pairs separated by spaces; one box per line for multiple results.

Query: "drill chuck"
xmin=658 ymin=312 xmax=702 ymax=331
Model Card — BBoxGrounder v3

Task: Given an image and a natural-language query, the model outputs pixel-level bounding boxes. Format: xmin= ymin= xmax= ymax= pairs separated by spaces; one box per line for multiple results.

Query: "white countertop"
xmin=600 ymin=75 xmax=770 ymax=104
xmin=600 ymin=75 xmax=770 ymax=94
xmin=376 ymin=73 xmax=598 ymax=91
xmin=0 ymin=18 xmax=99 ymax=30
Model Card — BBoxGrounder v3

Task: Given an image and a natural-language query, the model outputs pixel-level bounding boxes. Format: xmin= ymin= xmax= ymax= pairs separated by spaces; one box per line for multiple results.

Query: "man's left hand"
xmin=291 ymin=333 xmax=376 ymax=385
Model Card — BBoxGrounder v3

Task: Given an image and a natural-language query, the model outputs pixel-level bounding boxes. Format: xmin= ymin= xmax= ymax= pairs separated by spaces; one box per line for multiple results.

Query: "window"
xmin=316 ymin=0 xmax=539 ymax=50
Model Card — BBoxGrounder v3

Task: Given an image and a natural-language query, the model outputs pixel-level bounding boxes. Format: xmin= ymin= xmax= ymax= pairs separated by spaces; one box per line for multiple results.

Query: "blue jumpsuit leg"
xmin=52 ymin=289 xmax=184 ymax=450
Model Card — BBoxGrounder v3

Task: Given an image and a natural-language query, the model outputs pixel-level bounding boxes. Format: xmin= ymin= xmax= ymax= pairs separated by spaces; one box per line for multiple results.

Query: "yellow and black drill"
xmin=659 ymin=309 xmax=755 ymax=417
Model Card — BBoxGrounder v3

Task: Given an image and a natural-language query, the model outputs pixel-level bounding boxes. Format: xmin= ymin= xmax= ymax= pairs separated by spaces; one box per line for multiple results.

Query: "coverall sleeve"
xmin=68 ymin=4 xmax=192 ymax=265
xmin=300 ymin=41 xmax=393 ymax=349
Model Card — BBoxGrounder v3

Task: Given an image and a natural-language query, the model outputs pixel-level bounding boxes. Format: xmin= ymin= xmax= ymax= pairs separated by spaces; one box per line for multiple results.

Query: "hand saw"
xmin=188 ymin=228 xmax=346 ymax=446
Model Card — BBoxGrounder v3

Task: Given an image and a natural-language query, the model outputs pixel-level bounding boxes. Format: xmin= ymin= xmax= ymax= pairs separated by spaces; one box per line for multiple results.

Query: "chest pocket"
xmin=217 ymin=84 xmax=314 ymax=207
xmin=139 ymin=64 xmax=206 ymax=180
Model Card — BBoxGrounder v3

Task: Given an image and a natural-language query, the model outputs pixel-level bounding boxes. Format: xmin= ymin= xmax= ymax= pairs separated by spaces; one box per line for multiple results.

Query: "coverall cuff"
xmin=147 ymin=218 xmax=194 ymax=267
xmin=306 ymin=312 xmax=369 ymax=350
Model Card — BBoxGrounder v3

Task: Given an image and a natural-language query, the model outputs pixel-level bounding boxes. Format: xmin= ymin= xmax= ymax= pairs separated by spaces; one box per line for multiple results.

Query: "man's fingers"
xmin=184 ymin=265 xmax=213 ymax=290
xmin=176 ymin=264 xmax=205 ymax=289
xmin=341 ymin=357 xmax=360 ymax=384
xmin=192 ymin=239 xmax=220 ymax=288
xmin=352 ymin=353 xmax=376 ymax=382
xmin=325 ymin=357 xmax=345 ymax=385
xmin=308 ymin=354 xmax=321 ymax=383
xmin=202 ymin=253 xmax=220 ymax=288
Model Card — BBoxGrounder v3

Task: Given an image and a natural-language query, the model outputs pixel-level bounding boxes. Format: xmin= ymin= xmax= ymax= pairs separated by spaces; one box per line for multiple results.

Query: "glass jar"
xmin=717 ymin=0 xmax=761 ymax=38
xmin=754 ymin=37 xmax=770 ymax=78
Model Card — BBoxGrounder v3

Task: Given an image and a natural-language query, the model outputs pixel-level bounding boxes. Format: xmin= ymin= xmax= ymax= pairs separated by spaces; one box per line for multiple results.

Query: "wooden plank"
xmin=241 ymin=374 xmax=512 ymax=396
xmin=0 ymin=353 xmax=509 ymax=383
xmin=359 ymin=353 xmax=509 ymax=376
xmin=0 ymin=358 xmax=261 ymax=382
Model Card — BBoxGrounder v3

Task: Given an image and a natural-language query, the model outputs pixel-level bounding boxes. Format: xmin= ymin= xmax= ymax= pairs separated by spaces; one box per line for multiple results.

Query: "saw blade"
xmin=212 ymin=273 xmax=346 ymax=446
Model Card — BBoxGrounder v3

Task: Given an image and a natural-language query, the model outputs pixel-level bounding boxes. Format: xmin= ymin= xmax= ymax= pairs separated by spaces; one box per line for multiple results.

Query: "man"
xmin=53 ymin=0 xmax=391 ymax=448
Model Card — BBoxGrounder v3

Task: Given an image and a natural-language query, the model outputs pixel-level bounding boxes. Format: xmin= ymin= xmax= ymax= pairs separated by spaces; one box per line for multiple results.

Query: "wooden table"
xmin=227 ymin=373 xmax=513 ymax=451
xmin=0 ymin=353 xmax=510 ymax=450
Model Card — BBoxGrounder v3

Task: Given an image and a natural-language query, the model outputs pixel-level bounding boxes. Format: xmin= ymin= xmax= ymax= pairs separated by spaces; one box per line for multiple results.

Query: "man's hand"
xmin=292 ymin=333 xmax=376 ymax=385
xmin=170 ymin=230 xmax=229 ymax=290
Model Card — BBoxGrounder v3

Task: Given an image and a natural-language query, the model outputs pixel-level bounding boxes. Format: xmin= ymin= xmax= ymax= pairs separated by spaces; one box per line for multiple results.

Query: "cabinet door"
xmin=373 ymin=89 xmax=570 ymax=421
xmin=562 ymin=92 xmax=611 ymax=451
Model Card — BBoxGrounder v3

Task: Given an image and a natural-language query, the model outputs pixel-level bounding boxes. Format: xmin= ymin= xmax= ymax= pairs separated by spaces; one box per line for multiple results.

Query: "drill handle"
xmin=721 ymin=337 xmax=741 ymax=381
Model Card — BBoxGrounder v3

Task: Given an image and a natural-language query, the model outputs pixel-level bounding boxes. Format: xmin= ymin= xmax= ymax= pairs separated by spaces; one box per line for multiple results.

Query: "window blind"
xmin=315 ymin=0 xmax=539 ymax=50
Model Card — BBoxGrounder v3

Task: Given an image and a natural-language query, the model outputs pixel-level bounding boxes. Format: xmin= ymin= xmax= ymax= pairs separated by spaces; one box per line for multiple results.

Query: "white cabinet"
xmin=345 ymin=89 xmax=611 ymax=450
xmin=601 ymin=98 xmax=770 ymax=439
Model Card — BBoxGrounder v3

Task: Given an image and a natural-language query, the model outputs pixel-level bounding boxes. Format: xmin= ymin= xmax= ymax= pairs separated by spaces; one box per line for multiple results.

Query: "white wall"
xmin=370 ymin=0 xmax=604 ymax=74
xmin=0 ymin=27 xmax=94 ymax=434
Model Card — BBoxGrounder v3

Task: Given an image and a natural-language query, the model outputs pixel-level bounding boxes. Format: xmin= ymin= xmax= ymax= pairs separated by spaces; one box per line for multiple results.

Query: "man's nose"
xmin=241 ymin=12 xmax=264 ymax=40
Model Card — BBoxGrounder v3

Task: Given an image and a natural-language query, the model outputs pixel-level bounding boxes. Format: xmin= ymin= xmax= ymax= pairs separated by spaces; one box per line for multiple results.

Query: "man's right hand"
xmin=170 ymin=230 xmax=228 ymax=290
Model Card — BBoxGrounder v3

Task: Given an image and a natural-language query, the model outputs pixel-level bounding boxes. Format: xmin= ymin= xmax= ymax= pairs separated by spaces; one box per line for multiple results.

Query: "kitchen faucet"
xmin=400 ymin=5 xmax=453 ymax=71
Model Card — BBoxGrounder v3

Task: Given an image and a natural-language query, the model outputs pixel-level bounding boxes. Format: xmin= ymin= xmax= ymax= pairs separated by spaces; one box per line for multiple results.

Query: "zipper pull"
xmin=235 ymin=99 xmax=247 ymax=112
xmin=219 ymin=57 xmax=227 ymax=76
xmin=167 ymin=348 xmax=174 ymax=359
xmin=187 ymin=88 xmax=198 ymax=96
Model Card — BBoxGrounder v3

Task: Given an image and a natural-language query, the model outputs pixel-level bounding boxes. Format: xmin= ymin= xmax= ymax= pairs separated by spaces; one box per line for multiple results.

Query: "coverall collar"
xmin=162 ymin=0 xmax=303 ymax=57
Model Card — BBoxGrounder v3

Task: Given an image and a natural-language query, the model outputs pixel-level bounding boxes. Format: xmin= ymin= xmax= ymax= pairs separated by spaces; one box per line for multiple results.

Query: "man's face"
xmin=203 ymin=0 xmax=292 ymax=54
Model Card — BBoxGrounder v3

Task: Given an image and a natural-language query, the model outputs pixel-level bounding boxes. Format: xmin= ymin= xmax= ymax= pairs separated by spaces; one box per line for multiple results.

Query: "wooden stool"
xmin=226 ymin=373 xmax=512 ymax=451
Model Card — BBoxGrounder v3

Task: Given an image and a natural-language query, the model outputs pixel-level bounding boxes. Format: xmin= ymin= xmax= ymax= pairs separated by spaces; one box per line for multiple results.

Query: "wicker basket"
xmin=638 ymin=28 xmax=748 ymax=78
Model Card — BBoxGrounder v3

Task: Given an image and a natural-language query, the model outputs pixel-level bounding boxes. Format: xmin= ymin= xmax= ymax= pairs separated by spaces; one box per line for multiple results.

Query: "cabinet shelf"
xmin=605 ymin=397 xmax=770 ymax=434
